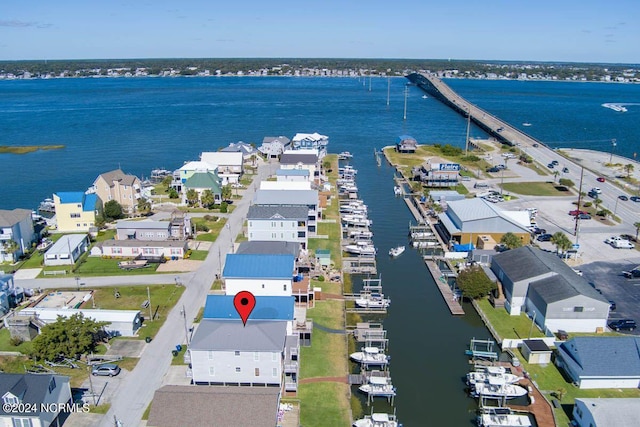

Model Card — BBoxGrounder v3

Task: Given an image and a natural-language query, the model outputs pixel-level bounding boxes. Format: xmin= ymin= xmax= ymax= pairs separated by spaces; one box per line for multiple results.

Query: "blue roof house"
xmin=555 ymin=336 xmax=640 ymax=389
xmin=222 ymin=254 xmax=296 ymax=297
xmin=203 ymin=295 xmax=294 ymax=321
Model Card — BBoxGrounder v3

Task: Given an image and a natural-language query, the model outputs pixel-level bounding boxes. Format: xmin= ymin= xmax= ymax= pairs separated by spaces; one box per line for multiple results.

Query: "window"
xmin=255 ymin=368 xmax=260 ymax=377
xmin=48 ymin=377 xmax=56 ymax=393
xmin=272 ymin=368 xmax=278 ymax=377
xmin=272 ymin=352 xmax=278 ymax=362
xmin=3 ymin=395 xmax=18 ymax=405
xmin=235 ymin=351 xmax=240 ymax=356
xmin=209 ymin=366 xmax=215 ymax=376
xmin=12 ymin=419 xmax=33 ymax=427
xmin=262 ymin=284 xmax=265 ymax=289
xmin=170 ymin=248 xmax=181 ymax=255
xmin=235 ymin=367 xmax=241 ymax=373
xmin=111 ymin=248 xmax=122 ymax=254
xmin=281 ymin=222 xmax=284 ymax=227
xmin=70 ymin=213 xmax=81 ymax=218
xmin=574 ymin=306 xmax=584 ymax=312
xmin=283 ymin=284 xmax=287 ymax=291
xmin=254 ymin=352 xmax=259 ymax=361
xmin=208 ymin=351 xmax=214 ymax=360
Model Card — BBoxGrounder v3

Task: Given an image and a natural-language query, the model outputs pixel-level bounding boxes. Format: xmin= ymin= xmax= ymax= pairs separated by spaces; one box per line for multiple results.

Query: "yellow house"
xmin=92 ymin=169 xmax=141 ymax=214
xmin=53 ymin=192 xmax=98 ymax=233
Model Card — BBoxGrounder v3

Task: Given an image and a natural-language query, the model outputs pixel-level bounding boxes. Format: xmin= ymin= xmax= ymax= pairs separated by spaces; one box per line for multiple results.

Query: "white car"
xmin=612 ymin=240 xmax=635 ymax=249
xmin=605 ymin=236 xmax=624 ymax=244
xmin=591 ymin=187 xmax=602 ymax=194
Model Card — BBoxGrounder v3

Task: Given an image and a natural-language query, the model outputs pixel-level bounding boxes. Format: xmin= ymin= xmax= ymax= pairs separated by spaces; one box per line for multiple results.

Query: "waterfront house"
xmin=0 ymin=373 xmax=72 ymax=427
xmin=247 ymin=205 xmax=309 ymax=248
xmin=188 ymin=319 xmax=288 ymax=386
xmin=396 ymin=135 xmax=418 ymax=153
xmin=291 ymin=132 xmax=328 ymax=157
xmin=412 ymin=158 xmax=460 ymax=188
xmin=181 ymin=171 xmax=223 ymax=206
xmin=556 ymin=337 xmax=640 ymax=389
xmin=436 ymin=198 xmax=531 ymax=246
xmin=53 ymin=192 xmax=99 ymax=233
xmin=18 ymin=307 xmax=142 ymax=337
xmin=220 ymin=141 xmax=258 ymax=160
xmin=0 ymin=209 xmax=36 ymax=263
xmin=276 ymin=168 xmax=310 ymax=182
xmin=223 ymin=254 xmax=295 ymax=297
xmin=572 ymin=398 xmax=640 ymax=427
xmin=491 ymin=246 xmax=610 ymax=332
xmin=259 ymin=180 xmax=312 ymax=191
xmin=236 ymin=240 xmax=300 ymax=258
xmin=279 ymin=149 xmax=319 ymax=179
xmin=90 ymin=239 xmax=188 ymax=260
xmin=116 ymin=213 xmax=192 ymax=241
xmin=147 ymin=386 xmax=281 ymax=427
xmin=43 ymin=234 xmax=90 ymax=266
xmin=200 ymin=151 xmax=243 ymax=184
xmin=259 ymin=136 xmax=291 ymax=159
xmin=92 ymin=169 xmax=142 ymax=214
xmin=253 ymin=189 xmax=320 ymax=235
xmin=178 ymin=161 xmax=217 ymax=184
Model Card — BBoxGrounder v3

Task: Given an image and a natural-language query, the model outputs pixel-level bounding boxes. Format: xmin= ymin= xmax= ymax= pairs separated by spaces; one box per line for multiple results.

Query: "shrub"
xmin=220 ymin=202 xmax=228 ymax=213
xmin=195 ymin=223 xmax=209 ymax=232
xmin=317 ymin=276 xmax=325 ymax=282
xmin=10 ymin=336 xmax=23 ymax=347
xmin=583 ymin=202 xmax=592 ymax=207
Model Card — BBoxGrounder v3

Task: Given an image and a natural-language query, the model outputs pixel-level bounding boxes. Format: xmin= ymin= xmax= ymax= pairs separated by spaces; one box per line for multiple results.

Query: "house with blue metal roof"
xmin=203 ymin=295 xmax=294 ymax=322
xmin=556 ymin=336 xmax=640 ymax=389
xmin=222 ymin=254 xmax=296 ymax=297
xmin=53 ymin=192 xmax=99 ymax=233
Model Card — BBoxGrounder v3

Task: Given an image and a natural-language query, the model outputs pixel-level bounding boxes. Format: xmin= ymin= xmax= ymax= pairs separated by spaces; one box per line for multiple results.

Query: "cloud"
xmin=0 ymin=20 xmax=51 ymax=28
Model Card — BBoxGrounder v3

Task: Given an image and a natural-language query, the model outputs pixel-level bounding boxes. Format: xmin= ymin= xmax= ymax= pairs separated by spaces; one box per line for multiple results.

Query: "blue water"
xmin=2 ymin=76 xmax=640 ymax=425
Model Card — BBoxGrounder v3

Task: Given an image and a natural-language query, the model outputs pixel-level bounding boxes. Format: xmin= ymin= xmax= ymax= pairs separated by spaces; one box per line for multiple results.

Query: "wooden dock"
xmin=343 ymin=256 xmax=377 ymax=274
xmin=424 ymin=259 xmax=465 ymax=315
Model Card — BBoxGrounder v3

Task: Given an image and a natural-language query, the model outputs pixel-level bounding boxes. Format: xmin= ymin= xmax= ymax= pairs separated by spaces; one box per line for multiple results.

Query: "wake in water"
xmin=601 ymin=102 xmax=640 ymax=112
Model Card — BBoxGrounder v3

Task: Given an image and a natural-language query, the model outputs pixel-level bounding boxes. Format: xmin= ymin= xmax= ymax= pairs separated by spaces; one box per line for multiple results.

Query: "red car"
xmin=569 ymin=209 xmax=588 ymax=216
xmin=597 ymin=177 xmax=605 ymax=182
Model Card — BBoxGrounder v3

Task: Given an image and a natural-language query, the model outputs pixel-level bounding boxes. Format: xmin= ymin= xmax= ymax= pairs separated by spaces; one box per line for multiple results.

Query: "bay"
xmin=1 ymin=76 xmax=639 ymax=425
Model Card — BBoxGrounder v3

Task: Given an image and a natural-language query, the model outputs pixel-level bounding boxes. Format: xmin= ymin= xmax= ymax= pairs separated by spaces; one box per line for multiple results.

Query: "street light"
xmin=403 ymin=84 xmax=409 ymax=120
xmin=75 ymin=276 xmax=80 ymax=291
xmin=609 ymin=139 xmax=617 ymax=163
xmin=465 ymin=106 xmax=471 ymax=156
xmin=500 ymin=158 xmax=509 ymax=195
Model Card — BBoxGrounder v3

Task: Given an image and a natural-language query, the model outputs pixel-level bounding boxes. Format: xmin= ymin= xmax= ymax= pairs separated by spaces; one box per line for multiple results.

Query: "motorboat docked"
xmin=344 ymin=242 xmax=377 ymax=256
xmin=467 ymin=366 xmax=523 ymax=386
xmin=472 ymin=382 xmax=528 ymax=399
xmin=393 ymin=186 xmax=402 ymax=196
xmin=342 ymin=217 xmax=372 ymax=228
xmin=36 ymin=238 xmax=54 ymax=253
xmin=353 ymin=413 xmax=401 ymax=427
xmin=350 ymin=347 xmax=390 ymax=367
xmin=477 ymin=407 xmax=531 ymax=427
xmin=338 ymin=151 xmax=353 ymax=160
xmin=355 ymin=293 xmax=391 ymax=309
xmin=412 ymin=241 xmax=438 ymax=248
xmin=410 ymin=231 xmax=433 ymax=239
xmin=348 ymin=230 xmax=373 ymax=239
xmin=389 ymin=246 xmax=405 ymax=257
xmin=358 ymin=376 xmax=396 ymax=397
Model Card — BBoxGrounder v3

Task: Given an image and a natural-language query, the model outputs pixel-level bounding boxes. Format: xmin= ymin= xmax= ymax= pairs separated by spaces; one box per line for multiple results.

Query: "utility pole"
xmin=465 ymin=106 xmax=471 ymax=156
xmin=575 ymin=166 xmax=585 ymax=238
xmin=609 ymin=139 xmax=617 ymax=163
xmin=403 ymin=85 xmax=409 ymax=121
xmin=147 ymin=286 xmax=152 ymax=321
xmin=181 ymin=304 xmax=190 ymax=345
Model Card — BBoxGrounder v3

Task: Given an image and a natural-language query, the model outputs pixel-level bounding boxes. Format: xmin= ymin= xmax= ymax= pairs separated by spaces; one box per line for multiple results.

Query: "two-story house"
xmin=276 ymin=168 xmax=310 ymax=182
xmin=92 ymin=169 xmax=142 ymax=214
xmin=0 ymin=209 xmax=36 ymax=263
xmin=253 ymin=189 xmax=320 ymax=235
xmin=222 ymin=254 xmax=295 ymax=297
xmin=116 ymin=220 xmax=171 ymax=241
xmin=279 ymin=150 xmax=319 ymax=179
xmin=220 ymin=141 xmax=258 ymax=161
xmin=0 ymin=373 xmax=72 ymax=427
xmin=53 ymin=192 xmax=98 ymax=233
xmin=246 ymin=205 xmax=308 ymax=249
xmin=258 ymin=136 xmax=291 ymax=159
xmin=200 ymin=152 xmax=243 ymax=184
xmin=290 ymin=132 xmax=328 ymax=158
xmin=182 ymin=171 xmax=222 ymax=207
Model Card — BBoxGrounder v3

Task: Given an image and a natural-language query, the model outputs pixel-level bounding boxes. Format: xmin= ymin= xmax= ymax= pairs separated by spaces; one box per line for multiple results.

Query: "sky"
xmin=1 ymin=0 xmax=638 ymax=64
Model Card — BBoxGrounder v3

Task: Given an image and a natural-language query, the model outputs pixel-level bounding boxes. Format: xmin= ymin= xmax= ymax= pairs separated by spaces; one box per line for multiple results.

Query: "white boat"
xmin=36 ymin=238 xmax=53 ymax=253
xmin=410 ymin=231 xmax=433 ymax=239
xmin=343 ymin=217 xmax=372 ymax=227
xmin=477 ymin=407 xmax=531 ymax=427
xmin=344 ymin=242 xmax=377 ymax=256
xmin=353 ymin=413 xmax=400 ymax=427
xmin=602 ymin=103 xmax=628 ymax=112
xmin=348 ymin=230 xmax=373 ymax=239
xmin=389 ymin=246 xmax=405 ymax=257
xmin=338 ymin=151 xmax=353 ymax=159
xmin=467 ymin=366 xmax=523 ymax=386
xmin=358 ymin=376 xmax=396 ymax=397
xmin=472 ymin=382 xmax=528 ymax=399
xmin=355 ymin=293 xmax=390 ymax=309
xmin=118 ymin=260 xmax=149 ymax=270
xmin=350 ymin=347 xmax=390 ymax=367
xmin=422 ymin=95 xmax=428 ymax=99
xmin=393 ymin=186 xmax=402 ymax=196
xmin=522 ymin=122 xmax=532 ymax=127
xmin=412 ymin=241 xmax=438 ymax=248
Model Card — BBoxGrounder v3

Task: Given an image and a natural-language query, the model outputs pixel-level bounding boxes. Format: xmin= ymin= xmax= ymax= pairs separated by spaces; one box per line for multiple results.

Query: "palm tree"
xmin=593 ymin=198 xmax=602 ymax=212
xmin=201 ymin=189 xmax=215 ymax=208
xmin=624 ymin=163 xmax=634 ymax=178
xmin=2 ymin=239 xmax=20 ymax=262
xmin=634 ymin=222 xmax=640 ymax=241
xmin=500 ymin=232 xmax=523 ymax=249
xmin=551 ymin=231 xmax=572 ymax=254
xmin=185 ymin=189 xmax=198 ymax=206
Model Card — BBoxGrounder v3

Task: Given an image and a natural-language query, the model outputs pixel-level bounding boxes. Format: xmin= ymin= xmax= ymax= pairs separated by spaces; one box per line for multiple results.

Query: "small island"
xmin=0 ymin=145 xmax=65 ymax=154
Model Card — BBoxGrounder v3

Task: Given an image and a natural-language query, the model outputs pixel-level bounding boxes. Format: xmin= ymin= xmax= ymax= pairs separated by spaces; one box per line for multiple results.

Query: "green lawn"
xmin=187 ymin=250 xmax=208 ymax=261
xmin=192 ymin=215 xmax=227 ymax=242
xmin=298 ymin=382 xmax=351 ymax=427
xmin=501 ymin=181 xmax=573 ymax=196
xmin=69 ymin=257 xmax=161 ymax=277
xmin=475 ymin=298 xmax=546 ymax=340
xmin=0 ymin=328 xmax=33 ymax=354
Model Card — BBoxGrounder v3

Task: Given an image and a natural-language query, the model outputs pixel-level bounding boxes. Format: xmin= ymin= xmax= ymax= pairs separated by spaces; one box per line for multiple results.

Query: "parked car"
xmin=619 ymin=195 xmax=629 ymax=201
xmin=608 ymin=319 xmax=636 ymax=332
xmin=569 ymin=209 xmax=588 ymax=216
xmin=596 ymin=177 xmax=606 ymax=183
xmin=577 ymin=213 xmax=592 ymax=220
xmin=562 ymin=167 xmax=569 ymax=173
xmin=532 ymin=143 xmax=539 ymax=147
xmin=622 ymin=268 xmax=640 ymax=278
xmin=547 ymin=163 xmax=555 ymax=169
xmin=631 ymin=196 xmax=640 ymax=203
xmin=605 ymin=236 xmax=625 ymax=244
xmin=551 ymin=160 xmax=559 ymax=165
xmin=609 ymin=300 xmax=617 ymax=311
xmin=612 ymin=239 xmax=634 ymax=249
xmin=530 ymin=227 xmax=546 ymax=235
xmin=487 ymin=167 xmax=500 ymax=173
xmin=92 ymin=363 xmax=121 ymax=377
xmin=536 ymin=233 xmax=553 ymax=242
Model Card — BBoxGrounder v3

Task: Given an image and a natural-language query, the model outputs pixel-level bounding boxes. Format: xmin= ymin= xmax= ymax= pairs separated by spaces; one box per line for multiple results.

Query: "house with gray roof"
xmin=0 ymin=209 xmax=35 ymax=263
xmin=0 ymin=373 xmax=72 ymax=427
xmin=236 ymin=241 xmax=300 ymax=258
xmin=116 ymin=214 xmax=192 ymax=241
xmin=43 ymin=234 xmax=90 ymax=266
xmin=572 ymin=398 xmax=640 ymax=426
xmin=259 ymin=136 xmax=291 ymax=159
xmin=279 ymin=150 xmax=319 ymax=178
xmin=189 ymin=319 xmax=288 ymax=386
xmin=556 ymin=337 xmax=640 ymax=389
xmin=247 ymin=205 xmax=309 ymax=248
xmin=220 ymin=141 xmax=257 ymax=160
xmin=147 ymin=385 xmax=281 ymax=427
xmin=437 ymin=198 xmax=531 ymax=246
xmin=253 ymin=189 xmax=320 ymax=235
xmin=90 ymin=239 xmax=188 ymax=259
xmin=491 ymin=246 xmax=610 ymax=333
xmin=92 ymin=169 xmax=142 ymax=214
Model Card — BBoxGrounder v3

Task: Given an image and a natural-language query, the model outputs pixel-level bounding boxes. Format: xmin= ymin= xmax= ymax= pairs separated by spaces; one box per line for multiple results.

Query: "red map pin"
xmin=233 ymin=291 xmax=256 ymax=326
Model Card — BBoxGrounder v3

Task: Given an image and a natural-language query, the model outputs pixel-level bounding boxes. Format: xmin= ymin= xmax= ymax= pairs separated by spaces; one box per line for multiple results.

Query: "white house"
xmin=90 ymin=239 xmax=188 ymax=260
xmin=572 ymin=398 xmax=640 ymax=427
xmin=116 ymin=219 xmax=171 ymax=241
xmin=0 ymin=373 xmax=72 ymax=427
xmin=19 ymin=307 xmax=142 ymax=337
xmin=259 ymin=136 xmax=290 ymax=159
xmin=43 ymin=234 xmax=90 ymax=266
xmin=247 ymin=205 xmax=309 ymax=249
xmin=222 ymin=254 xmax=295 ymax=297
xmin=0 ymin=209 xmax=36 ymax=263
xmin=200 ymin=152 xmax=243 ymax=184
xmin=276 ymin=168 xmax=310 ymax=182
xmin=291 ymin=132 xmax=328 ymax=157
xmin=279 ymin=149 xmax=319 ymax=178
xmin=189 ymin=319 xmax=287 ymax=386
xmin=259 ymin=180 xmax=311 ymax=191
xmin=220 ymin=141 xmax=258 ymax=160
xmin=253 ymin=189 xmax=320 ymax=235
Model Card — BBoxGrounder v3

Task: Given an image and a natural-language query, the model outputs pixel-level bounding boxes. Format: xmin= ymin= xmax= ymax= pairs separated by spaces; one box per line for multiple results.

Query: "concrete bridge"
xmin=406 ymin=72 xmax=544 ymax=149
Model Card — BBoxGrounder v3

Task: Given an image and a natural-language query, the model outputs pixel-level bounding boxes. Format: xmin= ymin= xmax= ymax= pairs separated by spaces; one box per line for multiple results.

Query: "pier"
xmin=406 ymin=72 xmax=544 ymax=149
xmin=425 ymin=259 xmax=465 ymax=315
